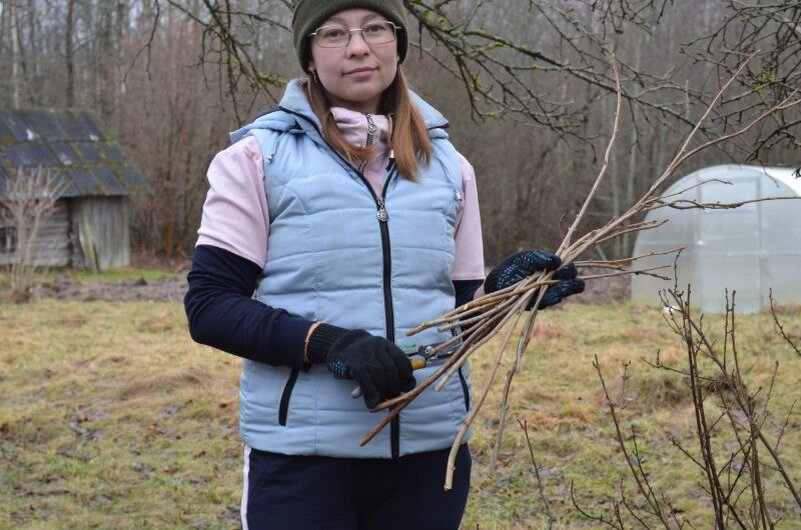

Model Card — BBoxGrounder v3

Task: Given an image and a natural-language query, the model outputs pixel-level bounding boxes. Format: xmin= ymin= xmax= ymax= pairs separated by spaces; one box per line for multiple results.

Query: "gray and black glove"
xmin=306 ymin=324 xmax=415 ymax=409
xmin=484 ymin=249 xmax=585 ymax=309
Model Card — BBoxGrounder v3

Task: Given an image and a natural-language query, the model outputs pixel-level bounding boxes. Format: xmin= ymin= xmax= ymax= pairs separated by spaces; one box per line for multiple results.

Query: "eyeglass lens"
xmin=313 ymin=22 xmax=397 ymax=48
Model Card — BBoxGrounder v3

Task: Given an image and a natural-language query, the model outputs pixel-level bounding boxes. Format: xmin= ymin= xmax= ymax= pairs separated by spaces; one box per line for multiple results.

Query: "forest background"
xmin=0 ymin=0 xmax=799 ymax=263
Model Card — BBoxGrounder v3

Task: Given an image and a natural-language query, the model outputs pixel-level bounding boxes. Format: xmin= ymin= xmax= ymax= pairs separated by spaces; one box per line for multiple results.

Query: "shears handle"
xmin=351 ymin=358 xmax=427 ymax=399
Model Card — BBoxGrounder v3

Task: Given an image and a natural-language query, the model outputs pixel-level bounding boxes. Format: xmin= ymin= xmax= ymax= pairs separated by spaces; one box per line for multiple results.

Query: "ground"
xmin=35 ymin=253 xmax=192 ymax=303
xmin=32 ymin=256 xmax=630 ymax=304
xmin=37 ymin=272 xmax=189 ymax=303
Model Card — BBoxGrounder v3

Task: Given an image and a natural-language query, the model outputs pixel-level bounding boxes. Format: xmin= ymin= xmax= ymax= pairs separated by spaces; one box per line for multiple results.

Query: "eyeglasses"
xmin=309 ymin=21 xmax=401 ymax=48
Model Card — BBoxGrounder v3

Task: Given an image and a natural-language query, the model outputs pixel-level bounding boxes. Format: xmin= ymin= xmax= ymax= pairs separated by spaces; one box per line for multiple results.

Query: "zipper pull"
xmin=365 ymin=114 xmax=376 ymax=147
xmin=376 ymin=198 xmax=389 ymax=222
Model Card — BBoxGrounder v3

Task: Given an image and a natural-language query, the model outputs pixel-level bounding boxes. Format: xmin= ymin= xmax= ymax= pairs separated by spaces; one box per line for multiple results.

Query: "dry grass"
xmin=1 ymin=300 xmax=799 ymax=528
xmin=0 ymin=301 xmax=242 ymax=529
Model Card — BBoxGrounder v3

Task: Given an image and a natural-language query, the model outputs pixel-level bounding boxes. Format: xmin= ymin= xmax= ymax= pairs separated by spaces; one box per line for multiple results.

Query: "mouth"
xmin=344 ymin=66 xmax=377 ymax=75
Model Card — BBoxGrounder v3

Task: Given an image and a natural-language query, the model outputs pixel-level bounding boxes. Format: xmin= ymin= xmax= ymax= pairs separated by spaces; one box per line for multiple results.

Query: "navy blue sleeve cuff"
xmin=453 ymin=279 xmax=483 ymax=308
xmin=184 ymin=245 xmax=314 ymax=369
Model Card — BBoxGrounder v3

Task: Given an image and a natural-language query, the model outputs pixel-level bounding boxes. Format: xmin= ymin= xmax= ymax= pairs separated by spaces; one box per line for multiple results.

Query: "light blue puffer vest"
xmin=231 ymin=80 xmax=472 ymax=458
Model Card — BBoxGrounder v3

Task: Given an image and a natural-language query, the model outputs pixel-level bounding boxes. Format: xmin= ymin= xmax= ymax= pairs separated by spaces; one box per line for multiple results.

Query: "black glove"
xmin=484 ymin=249 xmax=585 ymax=309
xmin=306 ymin=324 xmax=415 ymax=409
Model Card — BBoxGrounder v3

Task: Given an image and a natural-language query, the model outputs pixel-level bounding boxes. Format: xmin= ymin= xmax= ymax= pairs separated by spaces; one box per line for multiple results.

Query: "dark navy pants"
xmin=241 ymin=444 xmax=471 ymax=530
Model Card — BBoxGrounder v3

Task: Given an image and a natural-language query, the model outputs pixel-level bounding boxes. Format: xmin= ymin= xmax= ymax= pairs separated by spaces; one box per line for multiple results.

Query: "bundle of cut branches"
xmin=359 ymin=55 xmax=800 ymax=490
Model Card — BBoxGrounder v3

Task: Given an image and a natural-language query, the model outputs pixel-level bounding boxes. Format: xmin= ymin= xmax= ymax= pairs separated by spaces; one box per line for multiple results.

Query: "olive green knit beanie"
xmin=292 ymin=0 xmax=408 ymax=73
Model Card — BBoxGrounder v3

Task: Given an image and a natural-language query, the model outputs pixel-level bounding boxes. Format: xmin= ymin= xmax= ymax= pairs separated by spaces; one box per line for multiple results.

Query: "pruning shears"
xmin=350 ymin=340 xmax=463 ymax=399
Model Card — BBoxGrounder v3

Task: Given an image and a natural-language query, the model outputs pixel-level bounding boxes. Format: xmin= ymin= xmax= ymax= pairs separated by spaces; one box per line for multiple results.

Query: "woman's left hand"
xmin=484 ymin=249 xmax=584 ymax=309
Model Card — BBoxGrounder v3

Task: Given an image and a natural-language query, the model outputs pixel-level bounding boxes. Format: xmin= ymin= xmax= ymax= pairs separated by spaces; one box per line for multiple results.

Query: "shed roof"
xmin=0 ymin=109 xmax=148 ymax=198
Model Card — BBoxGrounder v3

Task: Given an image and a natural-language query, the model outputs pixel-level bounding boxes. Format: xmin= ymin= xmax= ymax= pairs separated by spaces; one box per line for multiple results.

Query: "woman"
xmin=184 ymin=1 xmax=584 ymax=528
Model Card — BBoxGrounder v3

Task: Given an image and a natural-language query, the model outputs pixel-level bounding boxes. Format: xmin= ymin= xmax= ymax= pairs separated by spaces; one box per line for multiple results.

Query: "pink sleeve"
xmin=196 ymin=136 xmax=270 ymax=268
xmin=452 ymin=153 xmax=485 ymax=280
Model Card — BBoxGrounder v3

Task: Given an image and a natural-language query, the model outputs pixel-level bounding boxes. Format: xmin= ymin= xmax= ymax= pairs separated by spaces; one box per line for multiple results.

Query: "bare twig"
xmin=519 ymin=419 xmax=556 ymax=530
xmin=769 ymin=289 xmax=801 ymax=356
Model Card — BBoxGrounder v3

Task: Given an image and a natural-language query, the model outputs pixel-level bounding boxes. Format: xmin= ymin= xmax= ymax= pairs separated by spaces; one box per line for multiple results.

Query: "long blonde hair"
xmin=305 ymin=67 xmax=431 ymax=181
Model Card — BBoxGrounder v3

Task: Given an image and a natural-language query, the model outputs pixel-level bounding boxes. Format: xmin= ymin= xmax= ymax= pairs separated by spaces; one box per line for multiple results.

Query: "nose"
xmin=345 ymin=30 xmax=370 ymax=56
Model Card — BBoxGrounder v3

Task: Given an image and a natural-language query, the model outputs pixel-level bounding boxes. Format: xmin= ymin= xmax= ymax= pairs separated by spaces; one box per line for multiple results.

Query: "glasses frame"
xmin=308 ymin=21 xmax=402 ymax=48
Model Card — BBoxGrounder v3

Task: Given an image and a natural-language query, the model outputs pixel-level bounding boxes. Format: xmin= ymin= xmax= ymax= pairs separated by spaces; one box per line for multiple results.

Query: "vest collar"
xmin=232 ymin=78 xmax=450 ymax=143
xmin=330 ymin=107 xmax=390 ymax=156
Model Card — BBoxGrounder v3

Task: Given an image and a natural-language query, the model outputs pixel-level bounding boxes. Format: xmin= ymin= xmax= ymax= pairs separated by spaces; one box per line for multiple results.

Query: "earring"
xmin=309 ymin=70 xmax=319 ymax=84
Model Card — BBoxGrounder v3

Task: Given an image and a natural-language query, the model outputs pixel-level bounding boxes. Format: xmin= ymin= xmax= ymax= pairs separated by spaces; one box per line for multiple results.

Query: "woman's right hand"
xmin=307 ymin=324 xmax=415 ymax=409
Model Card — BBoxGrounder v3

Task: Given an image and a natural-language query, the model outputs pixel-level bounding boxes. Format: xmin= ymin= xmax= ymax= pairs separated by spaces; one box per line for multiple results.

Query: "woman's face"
xmin=308 ymin=9 xmax=399 ymax=114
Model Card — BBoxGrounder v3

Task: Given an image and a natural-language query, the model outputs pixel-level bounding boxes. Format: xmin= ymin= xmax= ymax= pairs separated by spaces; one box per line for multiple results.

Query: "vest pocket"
xmin=278 ymin=369 xmax=299 ymax=426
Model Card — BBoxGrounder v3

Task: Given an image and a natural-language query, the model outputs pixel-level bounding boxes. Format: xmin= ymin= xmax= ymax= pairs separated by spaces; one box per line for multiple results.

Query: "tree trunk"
xmin=65 ymin=0 xmax=76 ymax=107
xmin=624 ymin=35 xmax=644 ymax=255
xmin=26 ymin=0 xmax=39 ymax=104
xmin=10 ymin=0 xmax=22 ymax=108
xmin=97 ymin=0 xmax=114 ymax=124
xmin=113 ymin=1 xmax=128 ymax=133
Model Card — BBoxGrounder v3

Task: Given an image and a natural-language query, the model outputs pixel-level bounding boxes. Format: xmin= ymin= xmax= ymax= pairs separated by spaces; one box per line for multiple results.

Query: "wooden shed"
xmin=0 ymin=109 xmax=148 ymax=271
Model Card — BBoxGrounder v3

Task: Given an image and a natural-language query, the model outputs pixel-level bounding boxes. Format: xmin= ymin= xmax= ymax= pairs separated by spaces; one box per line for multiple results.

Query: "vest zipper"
xmin=280 ymin=106 xmax=396 ymax=338
xmin=279 ymin=107 xmax=401 ymax=456
xmin=380 ymin=162 xmax=400 ymax=459
xmin=377 ymin=164 xmax=395 ymax=342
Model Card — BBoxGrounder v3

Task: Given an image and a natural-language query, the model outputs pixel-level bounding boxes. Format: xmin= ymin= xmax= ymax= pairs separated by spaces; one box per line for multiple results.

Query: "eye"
xmin=321 ymin=27 xmax=346 ymax=39
xmin=317 ymin=26 xmax=348 ymax=46
xmin=363 ymin=22 xmax=389 ymax=35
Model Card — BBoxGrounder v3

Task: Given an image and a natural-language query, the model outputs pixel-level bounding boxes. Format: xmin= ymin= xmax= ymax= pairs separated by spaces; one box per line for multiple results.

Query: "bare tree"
xmin=685 ymin=0 xmax=801 ymax=155
xmin=122 ymin=2 xmax=238 ymax=255
xmin=0 ymin=166 xmax=66 ymax=301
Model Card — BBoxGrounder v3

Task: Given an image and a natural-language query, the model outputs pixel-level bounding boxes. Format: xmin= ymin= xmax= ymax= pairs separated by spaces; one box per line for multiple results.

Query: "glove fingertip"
xmin=538 ymin=293 xmax=560 ymax=309
xmin=554 ymin=262 xmax=577 ymax=280
xmin=363 ymin=395 xmax=380 ymax=409
xmin=357 ymin=376 xmax=380 ymax=409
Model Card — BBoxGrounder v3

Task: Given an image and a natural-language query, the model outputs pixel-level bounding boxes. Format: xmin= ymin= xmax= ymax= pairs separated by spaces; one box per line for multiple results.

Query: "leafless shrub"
xmin=576 ymin=288 xmax=801 ymax=528
xmin=0 ymin=166 xmax=67 ymax=302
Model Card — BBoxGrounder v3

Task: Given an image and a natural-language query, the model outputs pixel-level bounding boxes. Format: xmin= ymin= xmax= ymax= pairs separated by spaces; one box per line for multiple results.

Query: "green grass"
xmin=52 ymin=267 xmax=181 ymax=283
xmin=0 ymin=267 xmax=180 ymax=290
xmin=1 ymin=300 xmax=799 ymax=529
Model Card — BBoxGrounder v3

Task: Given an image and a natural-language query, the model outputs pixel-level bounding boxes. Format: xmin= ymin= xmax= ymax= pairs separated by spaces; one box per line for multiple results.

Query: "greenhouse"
xmin=630 ymin=164 xmax=801 ymax=314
